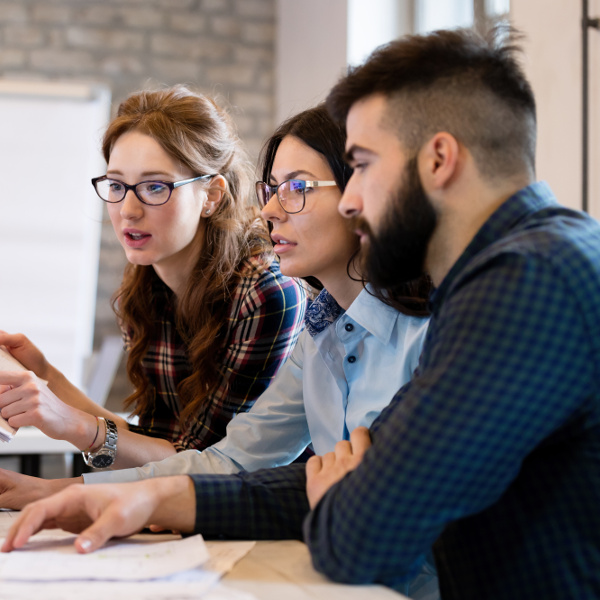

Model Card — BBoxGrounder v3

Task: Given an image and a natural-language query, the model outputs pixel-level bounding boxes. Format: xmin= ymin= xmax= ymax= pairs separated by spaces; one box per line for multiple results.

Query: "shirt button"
xmin=347 ymin=355 xmax=356 ymax=363
xmin=345 ymin=323 xmax=354 ymax=332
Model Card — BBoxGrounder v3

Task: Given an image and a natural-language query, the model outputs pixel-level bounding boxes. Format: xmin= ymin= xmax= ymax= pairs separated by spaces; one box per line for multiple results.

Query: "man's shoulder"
xmin=440 ymin=204 xmax=600 ymax=351
xmin=460 ymin=200 xmax=600 ymax=285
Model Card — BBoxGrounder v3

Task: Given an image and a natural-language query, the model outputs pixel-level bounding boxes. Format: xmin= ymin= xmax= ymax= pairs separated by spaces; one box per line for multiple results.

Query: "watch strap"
xmin=82 ymin=418 xmax=118 ymax=467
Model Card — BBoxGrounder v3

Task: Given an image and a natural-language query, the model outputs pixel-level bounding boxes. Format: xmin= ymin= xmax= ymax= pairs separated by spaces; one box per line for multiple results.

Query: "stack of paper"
xmin=0 ymin=532 xmax=256 ymax=600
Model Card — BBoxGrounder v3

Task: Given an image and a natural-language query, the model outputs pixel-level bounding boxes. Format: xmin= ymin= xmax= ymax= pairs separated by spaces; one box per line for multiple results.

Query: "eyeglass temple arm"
xmin=303 ymin=180 xmax=337 ymax=187
xmin=173 ymin=174 xmax=216 ymax=188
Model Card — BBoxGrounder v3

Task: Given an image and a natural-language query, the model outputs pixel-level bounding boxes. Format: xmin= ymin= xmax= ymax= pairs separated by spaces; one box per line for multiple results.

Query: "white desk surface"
xmin=0 ymin=511 xmax=407 ymax=600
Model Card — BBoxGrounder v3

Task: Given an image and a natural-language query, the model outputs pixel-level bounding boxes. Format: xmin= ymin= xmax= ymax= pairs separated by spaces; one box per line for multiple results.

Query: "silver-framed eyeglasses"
xmin=256 ymin=179 xmax=337 ymax=214
xmin=91 ymin=174 xmax=216 ymax=206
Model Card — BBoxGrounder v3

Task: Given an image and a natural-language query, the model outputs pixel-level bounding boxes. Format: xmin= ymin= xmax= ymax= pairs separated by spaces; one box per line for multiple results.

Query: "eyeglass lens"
xmin=256 ymin=180 xmax=305 ymax=213
xmin=278 ymin=180 xmax=305 ymax=213
xmin=255 ymin=182 xmax=272 ymax=207
xmin=96 ymin=179 xmax=171 ymax=205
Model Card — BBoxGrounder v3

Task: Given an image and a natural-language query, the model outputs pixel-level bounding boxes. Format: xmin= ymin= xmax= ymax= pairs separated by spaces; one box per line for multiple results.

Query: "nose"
xmin=119 ymin=188 xmax=143 ymax=220
xmin=261 ymin=191 xmax=287 ymax=223
xmin=338 ymin=175 xmax=362 ymax=219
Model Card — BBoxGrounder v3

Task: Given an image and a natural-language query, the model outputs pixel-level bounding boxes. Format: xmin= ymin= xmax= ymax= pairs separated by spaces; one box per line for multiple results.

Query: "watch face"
xmin=91 ymin=453 xmax=114 ymax=469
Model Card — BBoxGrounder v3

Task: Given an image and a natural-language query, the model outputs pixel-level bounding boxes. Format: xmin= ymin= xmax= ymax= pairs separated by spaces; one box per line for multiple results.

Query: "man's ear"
xmin=204 ymin=175 xmax=227 ymax=214
xmin=418 ymin=132 xmax=460 ymax=192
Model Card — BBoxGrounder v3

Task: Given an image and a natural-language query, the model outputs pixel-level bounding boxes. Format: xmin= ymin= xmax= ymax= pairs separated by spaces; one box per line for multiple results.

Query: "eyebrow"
xmin=106 ymin=169 xmax=176 ymax=179
xmin=344 ymin=144 xmax=374 ymax=164
xmin=269 ymin=169 xmax=320 ymax=184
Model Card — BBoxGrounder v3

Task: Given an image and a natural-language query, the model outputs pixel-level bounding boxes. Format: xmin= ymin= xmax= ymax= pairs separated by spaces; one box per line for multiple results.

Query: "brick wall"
xmin=0 ymin=0 xmax=276 ymax=407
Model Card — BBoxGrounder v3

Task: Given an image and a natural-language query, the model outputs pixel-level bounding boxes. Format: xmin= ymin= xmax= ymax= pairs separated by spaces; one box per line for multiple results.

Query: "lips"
xmin=271 ymin=233 xmax=296 ymax=255
xmin=353 ymin=228 xmax=369 ymax=244
xmin=123 ymin=229 xmax=151 ymax=248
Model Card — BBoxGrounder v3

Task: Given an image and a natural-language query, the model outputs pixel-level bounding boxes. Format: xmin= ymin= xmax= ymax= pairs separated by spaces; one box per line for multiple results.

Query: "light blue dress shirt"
xmin=84 ymin=287 xmax=429 ymax=484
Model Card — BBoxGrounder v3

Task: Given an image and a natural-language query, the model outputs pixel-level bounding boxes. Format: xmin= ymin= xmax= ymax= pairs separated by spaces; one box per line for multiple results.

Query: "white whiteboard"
xmin=0 ymin=80 xmax=111 ymax=387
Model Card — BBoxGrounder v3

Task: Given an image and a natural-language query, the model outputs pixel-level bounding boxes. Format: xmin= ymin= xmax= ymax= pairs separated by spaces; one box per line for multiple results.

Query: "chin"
xmin=277 ymin=258 xmax=306 ymax=279
xmin=123 ymin=251 xmax=154 ymax=267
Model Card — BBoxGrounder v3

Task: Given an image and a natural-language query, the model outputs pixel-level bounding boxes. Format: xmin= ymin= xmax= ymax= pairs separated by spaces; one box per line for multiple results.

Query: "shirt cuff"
xmin=83 ymin=467 xmax=143 ymax=484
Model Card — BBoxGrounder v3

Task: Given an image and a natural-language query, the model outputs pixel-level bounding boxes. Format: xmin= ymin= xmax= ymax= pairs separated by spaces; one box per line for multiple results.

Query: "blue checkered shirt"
xmin=191 ymin=182 xmax=600 ymax=599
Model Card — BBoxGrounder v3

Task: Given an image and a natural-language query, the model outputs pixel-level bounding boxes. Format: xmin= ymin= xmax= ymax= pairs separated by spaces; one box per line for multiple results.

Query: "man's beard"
xmin=355 ymin=157 xmax=437 ymax=290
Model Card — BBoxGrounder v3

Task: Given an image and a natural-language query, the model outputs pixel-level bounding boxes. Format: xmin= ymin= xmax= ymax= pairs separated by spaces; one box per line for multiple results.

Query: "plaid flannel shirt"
xmin=127 ymin=255 xmax=305 ymax=452
xmin=191 ymin=183 xmax=600 ymax=599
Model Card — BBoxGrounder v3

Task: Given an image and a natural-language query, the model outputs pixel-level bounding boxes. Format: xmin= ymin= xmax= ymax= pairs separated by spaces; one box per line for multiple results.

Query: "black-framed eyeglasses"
xmin=91 ymin=174 xmax=216 ymax=206
xmin=256 ymin=179 xmax=337 ymax=214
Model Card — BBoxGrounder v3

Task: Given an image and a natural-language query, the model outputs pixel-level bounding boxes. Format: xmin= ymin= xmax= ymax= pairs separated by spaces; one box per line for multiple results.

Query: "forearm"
xmin=109 ymin=427 xmax=177 ymax=470
xmin=84 ymin=448 xmax=239 ymax=485
xmin=47 ymin=369 xmax=128 ymax=428
xmin=84 ymin=375 xmax=311 ymax=482
xmin=29 ymin=406 xmax=126 ymax=456
xmin=191 ymin=463 xmax=309 ymax=540
xmin=67 ymin=417 xmax=177 ymax=471
xmin=304 ymin=468 xmax=426 ymax=587
xmin=0 ymin=470 xmax=83 ymax=511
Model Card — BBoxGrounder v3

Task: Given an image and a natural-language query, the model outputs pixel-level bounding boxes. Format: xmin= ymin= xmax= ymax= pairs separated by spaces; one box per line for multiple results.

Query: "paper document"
xmin=0 ymin=532 xmax=256 ymax=600
xmin=0 ymin=348 xmax=27 ymax=442
xmin=0 ymin=347 xmax=27 ymax=373
xmin=0 ymin=416 xmax=14 ymax=443
xmin=0 ymin=533 xmax=210 ymax=581
xmin=0 ymin=347 xmax=52 ymax=443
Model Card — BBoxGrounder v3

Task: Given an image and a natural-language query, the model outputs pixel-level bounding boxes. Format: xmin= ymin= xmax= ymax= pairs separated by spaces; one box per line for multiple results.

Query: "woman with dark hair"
xmin=74 ymin=103 xmax=431 ymax=483
xmin=0 ymin=85 xmax=304 ymax=471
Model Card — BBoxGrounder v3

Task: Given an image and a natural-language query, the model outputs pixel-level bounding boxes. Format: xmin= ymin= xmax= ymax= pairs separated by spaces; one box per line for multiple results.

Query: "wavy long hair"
xmin=258 ymin=104 xmax=431 ymax=316
xmin=106 ymin=85 xmax=271 ymax=423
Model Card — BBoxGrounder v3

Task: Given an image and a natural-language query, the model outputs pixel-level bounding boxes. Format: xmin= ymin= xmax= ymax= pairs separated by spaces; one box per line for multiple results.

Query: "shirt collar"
xmin=346 ymin=286 xmax=399 ymax=345
xmin=304 ymin=286 xmax=399 ymax=343
xmin=430 ymin=181 xmax=557 ymax=312
xmin=305 ymin=288 xmax=344 ymax=338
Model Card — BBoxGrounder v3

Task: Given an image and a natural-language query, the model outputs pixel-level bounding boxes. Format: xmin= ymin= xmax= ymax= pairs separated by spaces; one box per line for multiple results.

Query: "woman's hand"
xmin=0 ymin=331 xmax=52 ymax=381
xmin=0 ymin=372 xmax=96 ymax=449
xmin=0 ymin=468 xmax=76 ymax=510
xmin=1 ymin=476 xmax=196 ymax=554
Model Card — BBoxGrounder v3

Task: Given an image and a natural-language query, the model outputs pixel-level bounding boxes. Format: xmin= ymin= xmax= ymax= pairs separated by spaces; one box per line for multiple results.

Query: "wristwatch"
xmin=82 ymin=418 xmax=118 ymax=469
